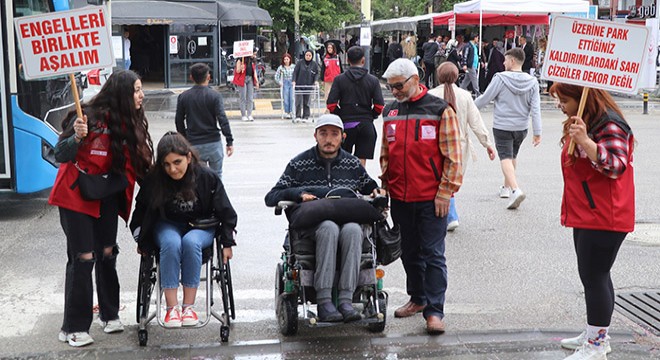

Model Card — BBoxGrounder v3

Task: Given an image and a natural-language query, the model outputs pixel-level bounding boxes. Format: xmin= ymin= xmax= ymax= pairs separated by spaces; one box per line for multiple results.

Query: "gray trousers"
xmin=460 ymin=67 xmax=481 ymax=96
xmin=314 ymin=220 xmax=362 ymax=303
xmin=238 ymin=76 xmax=254 ymax=117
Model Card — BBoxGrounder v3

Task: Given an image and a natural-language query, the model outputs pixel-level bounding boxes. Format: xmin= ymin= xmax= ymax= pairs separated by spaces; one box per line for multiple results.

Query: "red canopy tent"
xmin=433 ymin=11 xmax=549 ymax=26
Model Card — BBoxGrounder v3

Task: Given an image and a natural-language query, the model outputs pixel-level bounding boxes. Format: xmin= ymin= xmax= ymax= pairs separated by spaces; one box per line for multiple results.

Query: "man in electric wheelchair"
xmin=265 ymin=114 xmax=387 ymax=326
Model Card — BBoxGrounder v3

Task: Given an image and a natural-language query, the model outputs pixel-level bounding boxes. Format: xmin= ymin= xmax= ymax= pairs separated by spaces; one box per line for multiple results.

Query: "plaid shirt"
xmin=577 ymin=120 xmax=631 ymax=179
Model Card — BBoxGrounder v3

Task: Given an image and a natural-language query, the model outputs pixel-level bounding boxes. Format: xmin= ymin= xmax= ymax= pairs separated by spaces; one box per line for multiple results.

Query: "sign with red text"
xmin=233 ymin=40 xmax=254 ymax=58
xmin=541 ymin=16 xmax=650 ymax=93
xmin=14 ymin=6 xmax=114 ymax=80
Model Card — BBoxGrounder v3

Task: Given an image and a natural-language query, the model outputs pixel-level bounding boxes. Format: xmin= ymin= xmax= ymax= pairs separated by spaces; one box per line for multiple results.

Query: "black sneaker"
xmin=317 ymin=302 xmax=343 ymax=322
xmin=338 ymin=302 xmax=361 ymax=322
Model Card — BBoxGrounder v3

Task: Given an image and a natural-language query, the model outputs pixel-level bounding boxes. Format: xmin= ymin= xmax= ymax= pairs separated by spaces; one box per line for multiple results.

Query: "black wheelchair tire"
xmin=275 ymin=263 xmax=284 ymax=301
xmin=136 ymin=255 xmax=154 ymax=324
xmin=138 ymin=329 xmax=148 ymax=346
xmin=367 ymin=294 xmax=387 ymax=333
xmin=219 ymin=261 xmax=231 ymax=327
xmin=277 ymin=294 xmax=298 ymax=336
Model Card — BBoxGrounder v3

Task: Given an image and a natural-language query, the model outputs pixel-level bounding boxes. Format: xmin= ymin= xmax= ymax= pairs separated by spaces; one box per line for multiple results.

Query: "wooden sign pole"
xmin=69 ymin=73 xmax=84 ymax=121
xmin=566 ymin=87 xmax=590 ymax=156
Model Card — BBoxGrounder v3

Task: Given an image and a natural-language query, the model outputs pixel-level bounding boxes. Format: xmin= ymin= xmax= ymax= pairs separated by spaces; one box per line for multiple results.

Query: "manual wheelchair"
xmin=135 ymin=239 xmax=235 ymax=346
xmin=273 ymin=195 xmax=390 ymax=336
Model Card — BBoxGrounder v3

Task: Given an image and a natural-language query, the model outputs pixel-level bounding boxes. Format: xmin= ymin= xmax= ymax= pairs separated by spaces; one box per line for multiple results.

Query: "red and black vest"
xmin=560 ymin=114 xmax=635 ymax=233
xmin=382 ymin=86 xmax=449 ymax=202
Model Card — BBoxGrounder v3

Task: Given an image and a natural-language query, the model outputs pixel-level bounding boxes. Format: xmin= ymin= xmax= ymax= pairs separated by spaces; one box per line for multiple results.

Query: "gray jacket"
xmin=474 ymin=71 xmax=542 ymax=135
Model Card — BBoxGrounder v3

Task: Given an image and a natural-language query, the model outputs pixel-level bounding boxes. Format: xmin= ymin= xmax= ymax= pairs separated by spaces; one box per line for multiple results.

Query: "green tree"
xmin=259 ymin=0 xmax=359 ymax=58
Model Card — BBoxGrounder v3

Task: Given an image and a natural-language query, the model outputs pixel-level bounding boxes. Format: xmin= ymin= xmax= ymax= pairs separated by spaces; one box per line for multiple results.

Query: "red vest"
xmin=48 ymin=120 xmax=137 ymax=221
xmin=232 ymin=60 xmax=258 ymax=87
xmin=382 ymin=86 xmax=448 ymax=202
xmin=323 ymin=55 xmax=341 ymax=82
xmin=560 ymin=125 xmax=635 ymax=233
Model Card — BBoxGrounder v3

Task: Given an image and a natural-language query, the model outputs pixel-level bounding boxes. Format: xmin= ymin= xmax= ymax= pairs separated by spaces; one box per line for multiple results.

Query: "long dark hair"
xmin=149 ymin=132 xmax=200 ymax=210
xmin=436 ymin=62 xmax=458 ymax=111
xmin=60 ymin=70 xmax=153 ymax=178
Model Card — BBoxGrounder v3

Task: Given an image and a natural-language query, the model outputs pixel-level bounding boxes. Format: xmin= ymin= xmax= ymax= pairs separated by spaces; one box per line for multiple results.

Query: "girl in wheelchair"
xmin=130 ymin=132 xmax=237 ymax=328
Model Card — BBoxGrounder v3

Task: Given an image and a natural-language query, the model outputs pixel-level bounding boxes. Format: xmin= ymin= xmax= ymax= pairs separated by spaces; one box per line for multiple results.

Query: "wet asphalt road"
xmin=0 ymin=90 xmax=658 ymax=359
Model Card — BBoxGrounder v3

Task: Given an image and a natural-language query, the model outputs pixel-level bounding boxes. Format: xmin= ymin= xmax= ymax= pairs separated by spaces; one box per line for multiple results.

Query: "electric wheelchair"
xmin=135 ymin=239 xmax=235 ymax=346
xmin=273 ymin=194 xmax=390 ymax=335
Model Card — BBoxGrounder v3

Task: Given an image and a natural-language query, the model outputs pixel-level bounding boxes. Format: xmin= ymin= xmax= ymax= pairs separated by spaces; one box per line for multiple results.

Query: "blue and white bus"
xmin=0 ymin=0 xmax=87 ymax=193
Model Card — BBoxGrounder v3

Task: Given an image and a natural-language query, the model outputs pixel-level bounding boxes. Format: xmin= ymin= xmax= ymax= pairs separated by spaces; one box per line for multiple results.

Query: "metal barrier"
xmin=292 ymin=84 xmax=321 ymax=123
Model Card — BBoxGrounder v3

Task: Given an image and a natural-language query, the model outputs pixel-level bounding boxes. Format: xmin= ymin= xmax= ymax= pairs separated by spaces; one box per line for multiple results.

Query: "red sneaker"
xmin=182 ymin=306 xmax=199 ymax=326
xmin=164 ymin=306 xmax=182 ymax=328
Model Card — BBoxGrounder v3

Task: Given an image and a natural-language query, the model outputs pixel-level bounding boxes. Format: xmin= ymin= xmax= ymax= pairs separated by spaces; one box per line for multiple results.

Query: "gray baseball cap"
xmin=314 ymin=114 xmax=344 ymax=131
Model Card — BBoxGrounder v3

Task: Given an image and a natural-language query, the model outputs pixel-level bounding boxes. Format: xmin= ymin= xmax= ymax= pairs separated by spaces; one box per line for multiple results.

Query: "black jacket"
xmin=175 ymin=85 xmax=233 ymax=146
xmin=326 ymin=66 xmax=384 ymax=123
xmin=461 ymin=42 xmax=477 ymax=69
xmin=293 ymin=60 xmax=319 ymax=88
xmin=130 ymin=165 xmax=238 ymax=253
xmin=387 ymin=43 xmax=403 ymax=60
xmin=264 ymin=146 xmax=378 ymax=207
xmin=521 ymin=43 xmax=534 ymax=72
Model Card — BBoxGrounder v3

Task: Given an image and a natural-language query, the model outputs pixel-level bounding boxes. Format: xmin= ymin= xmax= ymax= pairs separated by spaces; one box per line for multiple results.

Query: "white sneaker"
xmin=499 ymin=186 xmax=511 ymax=198
xmin=62 ymin=332 xmax=94 ymax=347
xmin=563 ymin=343 xmax=608 ymax=360
xmin=103 ymin=319 xmax=124 ymax=333
xmin=561 ymin=331 xmax=612 ymax=353
xmin=181 ymin=306 xmax=199 ymax=326
xmin=294 ymin=117 xmax=301 ymax=123
xmin=248 ymin=115 xmax=255 ymax=121
xmin=241 ymin=116 xmax=249 ymax=121
xmin=285 ymin=113 xmax=292 ymax=119
xmin=163 ymin=306 xmax=183 ymax=328
xmin=507 ymin=189 xmax=526 ymax=209
xmin=447 ymin=220 xmax=459 ymax=231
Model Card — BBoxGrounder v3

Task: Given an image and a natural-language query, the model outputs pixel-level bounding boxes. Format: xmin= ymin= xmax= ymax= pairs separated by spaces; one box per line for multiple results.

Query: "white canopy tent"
xmin=452 ymin=0 xmax=590 ymax=60
xmin=453 ymin=0 xmax=590 ymax=14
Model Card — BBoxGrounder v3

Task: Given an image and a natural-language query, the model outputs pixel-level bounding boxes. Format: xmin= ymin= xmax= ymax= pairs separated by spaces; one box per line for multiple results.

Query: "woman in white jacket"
xmin=429 ymin=62 xmax=496 ymax=231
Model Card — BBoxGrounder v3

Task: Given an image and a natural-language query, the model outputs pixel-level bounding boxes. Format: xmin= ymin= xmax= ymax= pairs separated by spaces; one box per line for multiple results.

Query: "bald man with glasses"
xmin=379 ymin=58 xmax=463 ymax=335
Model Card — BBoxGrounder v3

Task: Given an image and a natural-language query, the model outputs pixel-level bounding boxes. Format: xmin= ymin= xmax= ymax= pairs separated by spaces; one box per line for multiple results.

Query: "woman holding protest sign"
xmin=49 ymin=70 xmax=154 ymax=347
xmin=233 ymin=48 xmax=260 ymax=121
xmin=550 ymin=82 xmax=634 ymax=360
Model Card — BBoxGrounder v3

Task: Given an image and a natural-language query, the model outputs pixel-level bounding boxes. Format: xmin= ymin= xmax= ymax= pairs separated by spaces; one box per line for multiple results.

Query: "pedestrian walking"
xmin=474 ymin=48 xmax=541 ymax=209
xmin=428 ymin=62 xmax=495 ymax=231
xmin=320 ymin=41 xmax=343 ymax=103
xmin=459 ymin=33 xmax=481 ymax=97
xmin=48 ymin=70 xmax=154 ymax=347
xmin=293 ymin=50 xmax=320 ymax=122
xmin=380 ymin=58 xmax=463 ymax=335
xmin=275 ymin=53 xmax=295 ymax=119
xmin=550 ymin=83 xmax=635 ymax=360
xmin=422 ymin=35 xmax=439 ymax=88
xmin=175 ymin=63 xmax=234 ymax=180
xmin=130 ymin=132 xmax=237 ymax=328
xmin=233 ymin=49 xmax=260 ymax=121
xmin=326 ymin=46 xmax=384 ymax=167
xmin=485 ymin=38 xmax=505 ymax=89
xmin=519 ymin=36 xmax=534 ymax=74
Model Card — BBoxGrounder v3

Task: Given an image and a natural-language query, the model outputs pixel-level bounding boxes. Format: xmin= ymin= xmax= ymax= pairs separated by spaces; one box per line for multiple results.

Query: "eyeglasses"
xmin=386 ymin=76 xmax=413 ymax=91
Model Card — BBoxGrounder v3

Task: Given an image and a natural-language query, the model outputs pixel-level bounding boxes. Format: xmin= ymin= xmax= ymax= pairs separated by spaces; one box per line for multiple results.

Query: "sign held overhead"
xmin=541 ymin=16 xmax=650 ymax=93
xmin=233 ymin=40 xmax=254 ymax=59
xmin=14 ymin=6 xmax=115 ymax=80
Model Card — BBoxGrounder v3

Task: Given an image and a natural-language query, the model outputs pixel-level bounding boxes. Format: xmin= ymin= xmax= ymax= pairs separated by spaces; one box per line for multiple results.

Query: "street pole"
xmin=361 ymin=0 xmax=371 ymax=73
xmin=294 ymin=0 xmax=300 ymax=59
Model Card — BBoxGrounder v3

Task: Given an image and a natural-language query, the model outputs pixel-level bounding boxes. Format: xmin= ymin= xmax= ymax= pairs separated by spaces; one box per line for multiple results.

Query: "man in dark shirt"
xmin=519 ymin=36 xmax=534 ymax=74
xmin=175 ymin=63 xmax=234 ymax=180
xmin=422 ymin=35 xmax=439 ymax=88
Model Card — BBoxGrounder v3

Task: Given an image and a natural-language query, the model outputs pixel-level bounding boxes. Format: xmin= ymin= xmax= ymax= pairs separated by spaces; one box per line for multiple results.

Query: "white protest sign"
xmin=14 ymin=6 xmax=114 ymax=80
xmin=233 ymin=40 xmax=254 ymax=58
xmin=169 ymin=36 xmax=178 ymax=54
xmin=541 ymin=16 xmax=650 ymax=93
xmin=360 ymin=27 xmax=372 ymax=46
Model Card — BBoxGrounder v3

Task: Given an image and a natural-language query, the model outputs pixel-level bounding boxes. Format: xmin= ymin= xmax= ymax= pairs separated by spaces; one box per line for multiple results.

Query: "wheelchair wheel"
xmin=367 ymin=293 xmax=387 ymax=333
xmin=275 ymin=263 xmax=284 ymax=299
xmin=138 ymin=329 xmax=148 ymax=347
xmin=219 ymin=260 xmax=235 ymax=326
xmin=277 ymin=294 xmax=298 ymax=336
xmin=136 ymin=254 xmax=155 ymax=324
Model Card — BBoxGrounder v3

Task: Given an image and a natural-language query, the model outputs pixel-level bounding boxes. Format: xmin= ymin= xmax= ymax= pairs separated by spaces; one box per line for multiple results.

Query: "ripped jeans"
xmin=59 ymin=196 xmax=121 ymax=333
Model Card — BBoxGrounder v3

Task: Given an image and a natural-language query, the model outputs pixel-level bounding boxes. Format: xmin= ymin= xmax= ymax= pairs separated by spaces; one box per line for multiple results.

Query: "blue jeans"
xmin=193 ymin=141 xmax=224 ymax=180
xmin=282 ymin=80 xmax=294 ymax=114
xmin=154 ymin=220 xmax=214 ymax=289
xmin=124 ymin=58 xmax=131 ymax=70
xmin=448 ymin=197 xmax=459 ymax=223
xmin=391 ymin=199 xmax=448 ymax=319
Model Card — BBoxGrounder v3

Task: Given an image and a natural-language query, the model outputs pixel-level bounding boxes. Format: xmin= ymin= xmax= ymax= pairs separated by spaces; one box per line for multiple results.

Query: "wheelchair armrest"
xmin=275 ymin=200 xmax=297 ymax=215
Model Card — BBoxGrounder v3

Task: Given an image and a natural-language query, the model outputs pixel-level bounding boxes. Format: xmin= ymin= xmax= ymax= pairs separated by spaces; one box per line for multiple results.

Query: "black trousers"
xmin=573 ymin=228 xmax=626 ymax=326
xmin=59 ymin=196 xmax=120 ymax=333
